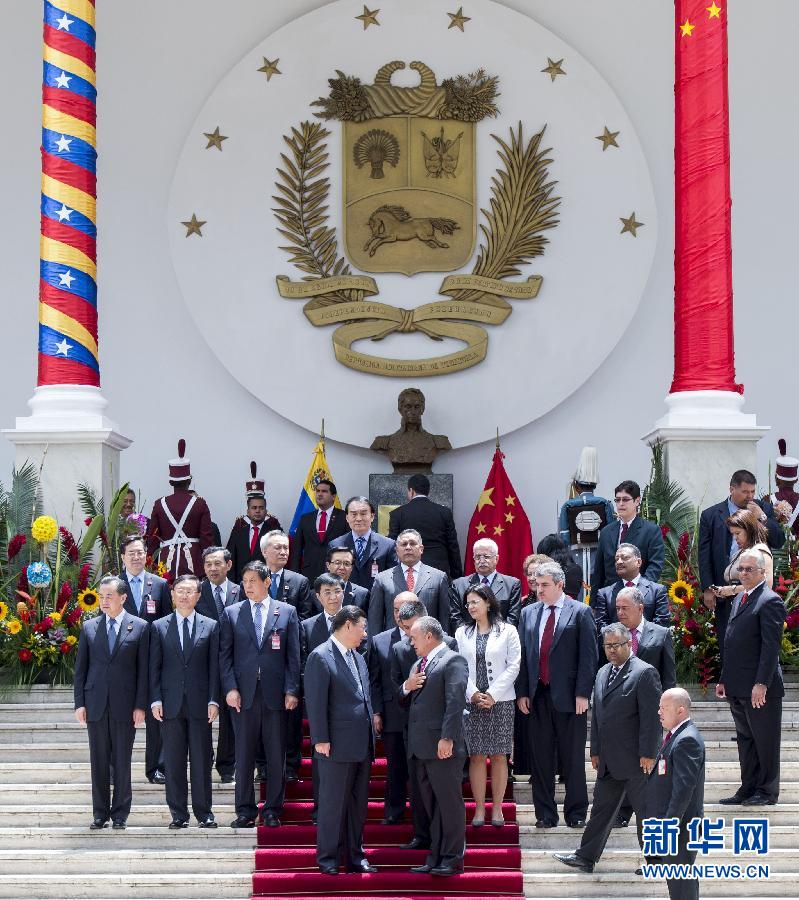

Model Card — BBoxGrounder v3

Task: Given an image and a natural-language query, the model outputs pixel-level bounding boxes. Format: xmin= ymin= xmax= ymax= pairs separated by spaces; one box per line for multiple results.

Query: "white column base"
xmin=642 ymin=391 xmax=769 ymax=507
xmin=3 ymin=386 xmax=132 ymax=537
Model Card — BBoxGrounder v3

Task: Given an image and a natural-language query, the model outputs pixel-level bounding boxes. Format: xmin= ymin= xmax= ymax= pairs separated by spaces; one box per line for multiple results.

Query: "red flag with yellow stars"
xmin=464 ymin=446 xmax=534 ymax=580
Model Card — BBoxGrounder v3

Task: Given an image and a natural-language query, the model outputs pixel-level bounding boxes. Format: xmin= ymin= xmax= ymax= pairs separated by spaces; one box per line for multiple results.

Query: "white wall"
xmin=1 ymin=1 xmax=795 ymax=560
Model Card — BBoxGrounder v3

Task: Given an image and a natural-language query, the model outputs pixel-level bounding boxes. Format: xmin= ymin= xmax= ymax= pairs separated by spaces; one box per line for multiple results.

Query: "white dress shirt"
xmin=249 ymin=599 xmax=269 ymax=643
xmin=538 ymin=595 xmax=566 ymax=651
xmin=175 ymin=611 xmax=196 ymax=650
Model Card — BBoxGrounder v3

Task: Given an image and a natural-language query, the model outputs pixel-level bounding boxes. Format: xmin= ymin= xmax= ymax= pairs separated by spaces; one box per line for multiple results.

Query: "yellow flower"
xmin=77 ymin=589 xmax=100 ymax=613
xmin=66 ymin=635 xmax=77 ymax=646
xmin=7 ymin=619 xmax=21 ymax=635
xmin=49 ymin=611 xmax=62 ymax=624
xmin=0 ymin=601 xmax=7 ymax=621
xmin=31 ymin=515 xmax=58 ymax=543
xmin=156 ymin=562 xmax=167 ymax=577
xmin=668 ymin=579 xmax=694 ymax=606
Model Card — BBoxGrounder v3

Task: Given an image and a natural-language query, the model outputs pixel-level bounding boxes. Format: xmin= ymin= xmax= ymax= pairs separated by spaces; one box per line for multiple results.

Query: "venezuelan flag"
xmin=288 ymin=439 xmax=342 ymax=536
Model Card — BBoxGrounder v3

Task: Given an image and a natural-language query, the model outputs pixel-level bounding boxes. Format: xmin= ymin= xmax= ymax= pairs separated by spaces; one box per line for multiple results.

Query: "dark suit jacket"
xmin=329 ymin=531 xmax=396 ymax=592
xmin=301 ymin=611 xmax=367 ymax=669
xmin=591 ymin=656 xmax=662 ymax=779
xmin=369 ymin=626 xmax=404 ymax=732
xmin=646 ymin=720 xmax=705 ymax=824
xmin=345 ymin=580 xmax=369 ymax=613
xmin=289 ymin=507 xmax=348 ymax=582
xmin=218 ymin=599 xmax=300 ymax=710
xmin=368 ymin=563 xmax=451 ymax=636
xmin=400 ymin=646 xmax=468 ymax=759
xmin=720 ymin=583 xmax=786 ymax=698
xmin=450 ymin=572 xmax=522 ymax=630
xmin=270 ymin=568 xmax=313 ymax=621
xmin=390 ymin=633 xmax=458 ymax=726
xmin=593 ymin=577 xmax=671 ymax=632
xmin=698 ymin=498 xmax=785 ymax=590
xmin=149 ymin=612 xmax=219 ymax=718
xmin=591 ymin=517 xmax=665 ymax=596
xmin=120 ymin=571 xmax=172 ymax=622
xmin=635 ymin=620 xmax=677 ymax=690
xmin=225 ymin=516 xmax=282 ymax=583
xmin=196 ymin=578 xmax=241 ymax=622
xmin=515 ymin=598 xmax=598 ymax=713
xmin=74 ymin=613 xmax=149 ymax=721
xmin=305 ymin=638 xmax=375 ymax=762
xmin=388 ymin=497 xmax=463 ymax=578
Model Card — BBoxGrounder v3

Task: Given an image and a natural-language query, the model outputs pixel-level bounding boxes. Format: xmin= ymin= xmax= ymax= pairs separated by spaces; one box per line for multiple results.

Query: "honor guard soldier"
xmin=226 ymin=462 xmax=282 ymax=583
xmin=770 ymin=439 xmax=799 ymax=537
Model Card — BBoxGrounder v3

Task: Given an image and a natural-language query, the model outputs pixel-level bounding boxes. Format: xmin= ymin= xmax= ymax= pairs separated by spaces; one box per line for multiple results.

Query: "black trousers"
xmin=232 ymin=683 xmax=287 ymax=818
xmin=729 ymin=695 xmax=781 ymax=800
xmin=528 ymin=683 xmax=588 ymax=823
xmin=162 ymin=699 xmax=213 ymax=822
xmin=414 ymin=754 xmax=466 ymax=868
xmin=408 ymin=755 xmax=432 ymax=844
xmin=144 ymin=705 xmax=164 ymax=780
xmin=284 ymin=704 xmax=303 ymax=774
xmin=714 ymin=598 xmax=731 ymax=661
xmin=87 ymin=710 xmax=136 ymax=822
xmin=577 ymin=770 xmax=646 ymax=864
xmin=382 ymin=729 xmax=409 ymax=820
xmin=667 ymin=820 xmax=699 ymax=900
xmin=315 ymin=755 xmax=371 ymax=868
xmin=215 ymin=701 xmax=235 ymax=778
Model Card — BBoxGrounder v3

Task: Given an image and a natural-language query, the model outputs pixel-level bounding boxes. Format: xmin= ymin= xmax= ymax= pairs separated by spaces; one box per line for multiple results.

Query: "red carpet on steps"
xmin=252 ymin=737 xmax=524 ymax=899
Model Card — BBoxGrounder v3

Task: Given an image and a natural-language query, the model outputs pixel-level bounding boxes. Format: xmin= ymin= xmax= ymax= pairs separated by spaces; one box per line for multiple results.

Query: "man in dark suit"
xmin=329 ymin=496 xmax=396 ymax=592
xmin=516 ymin=561 xmax=598 ymax=828
xmin=388 ymin=474 xmax=462 ymax=578
xmin=646 ymin=688 xmax=705 ymax=900
xmin=450 ymin=538 xmax=522 ymax=629
xmin=219 ymin=561 xmax=300 ymax=828
xmin=324 ymin=546 xmax=369 ymax=613
xmin=554 ymin=622 xmax=662 ymax=872
xmin=118 ymin=534 xmax=172 ymax=785
xmin=369 ymin=529 xmax=450 ymax=636
xmin=592 ymin=542 xmax=670 ymax=635
xmin=305 ymin=605 xmax=377 ymax=875
xmin=74 ymin=575 xmax=149 ymax=830
xmin=591 ymin=480 xmax=665 ymax=596
xmin=226 ymin=487 xmax=282 ymax=584
xmin=289 ymin=479 xmax=348 ymax=583
xmin=716 ymin=549 xmax=786 ymax=805
xmin=399 ymin=616 xmax=468 ymax=876
xmin=699 ymin=469 xmax=785 ymax=653
xmin=149 ymin=574 xmax=220 ymax=828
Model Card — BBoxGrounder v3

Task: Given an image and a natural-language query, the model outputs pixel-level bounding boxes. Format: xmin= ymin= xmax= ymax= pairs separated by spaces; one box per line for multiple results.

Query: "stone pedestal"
xmin=369 ymin=474 xmax=454 ymax=536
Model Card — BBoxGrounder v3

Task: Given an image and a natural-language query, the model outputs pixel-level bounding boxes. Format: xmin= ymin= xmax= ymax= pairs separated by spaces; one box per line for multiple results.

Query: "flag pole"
xmin=496 ymin=427 xmax=501 ymax=450
xmin=320 ymin=418 xmax=325 ymax=452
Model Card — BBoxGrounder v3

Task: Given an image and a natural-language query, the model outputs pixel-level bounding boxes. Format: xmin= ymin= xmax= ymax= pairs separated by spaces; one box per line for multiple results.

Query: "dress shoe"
xmin=198 ymin=816 xmax=217 ymax=828
xmin=430 ymin=862 xmax=464 ymax=876
xmin=471 ymin=818 xmax=485 ymax=827
xmin=348 ymin=860 xmax=378 ymax=873
xmin=718 ymin=793 xmax=746 ymax=805
xmin=401 ymin=837 xmax=431 ymax=850
xmin=381 ymin=815 xmax=404 ymax=825
xmin=149 ymin=770 xmax=166 ymax=785
xmin=553 ymin=852 xmax=594 ymax=873
xmin=219 ymin=774 xmax=235 ymax=784
xmin=263 ymin=812 xmax=281 ymax=827
xmin=168 ymin=819 xmax=189 ymax=829
xmin=285 ymin=770 xmax=298 ymax=783
xmin=311 ymin=811 xmax=318 ymax=825
xmin=111 ymin=820 xmax=126 ymax=830
xmin=567 ymin=819 xmax=586 ymax=828
xmin=410 ymin=863 xmax=433 ymax=874
xmin=255 ymin=767 xmax=267 ymax=783
xmin=491 ymin=818 xmax=505 ymax=828
xmin=613 ymin=815 xmax=629 ymax=828
xmin=741 ymin=792 xmax=775 ymax=806
xmin=635 ymin=867 xmax=643 ymax=876
xmin=230 ymin=816 xmax=256 ymax=828
xmin=319 ymin=865 xmax=339 ymax=875
xmin=89 ymin=818 xmax=108 ymax=830
xmin=535 ymin=819 xmax=558 ymax=828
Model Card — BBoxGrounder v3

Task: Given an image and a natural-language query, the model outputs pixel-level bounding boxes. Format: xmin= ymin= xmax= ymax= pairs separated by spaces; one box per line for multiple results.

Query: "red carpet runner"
xmin=252 ymin=729 xmax=524 ymax=899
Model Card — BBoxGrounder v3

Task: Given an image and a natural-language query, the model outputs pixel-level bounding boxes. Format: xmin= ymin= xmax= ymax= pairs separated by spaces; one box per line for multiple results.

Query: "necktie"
xmin=607 ymin=665 xmax=620 ymax=686
xmin=661 ymin=730 xmax=673 ymax=749
xmin=182 ymin=617 xmax=192 ymax=659
xmin=740 ymin=591 xmax=749 ymax=609
xmin=631 ymin=628 xmax=639 ymax=654
xmin=269 ymin=573 xmax=279 ymax=600
xmin=318 ymin=509 xmax=328 ymax=543
xmin=254 ymin=602 xmax=263 ymax=648
xmin=406 ymin=566 xmax=415 ymax=591
xmin=130 ymin=576 xmax=142 ymax=613
xmin=327 ymin=616 xmax=334 ymax=634
xmin=346 ymin=649 xmax=363 ymax=697
xmin=419 ymin=656 xmax=428 ymax=674
xmin=214 ymin=585 xmax=223 ymax=618
xmin=250 ymin=525 xmax=259 ymax=556
xmin=538 ymin=606 xmax=556 ymax=684
xmin=625 ymin=580 xmax=634 ymax=587
xmin=107 ymin=618 xmax=117 ymax=654
xmin=481 ymin=575 xmax=490 ymax=586
xmin=355 ymin=536 xmax=366 ymax=565
xmin=619 ymin=522 xmax=629 ymax=544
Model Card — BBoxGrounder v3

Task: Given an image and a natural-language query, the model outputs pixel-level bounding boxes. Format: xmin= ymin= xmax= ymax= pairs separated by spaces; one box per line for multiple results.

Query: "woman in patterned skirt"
xmin=455 ymin=584 xmax=521 ymax=827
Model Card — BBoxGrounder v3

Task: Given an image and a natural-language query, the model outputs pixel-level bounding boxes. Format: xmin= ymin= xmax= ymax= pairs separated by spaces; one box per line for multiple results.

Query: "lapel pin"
xmin=126 ymin=623 xmax=133 ymax=632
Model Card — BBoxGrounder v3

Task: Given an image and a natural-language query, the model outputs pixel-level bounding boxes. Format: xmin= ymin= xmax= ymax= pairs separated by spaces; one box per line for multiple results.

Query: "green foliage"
xmin=0 ymin=462 xmax=40 ymax=563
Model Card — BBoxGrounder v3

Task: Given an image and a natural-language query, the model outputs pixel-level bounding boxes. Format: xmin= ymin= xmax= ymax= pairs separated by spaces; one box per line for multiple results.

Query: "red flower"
xmin=60 ymin=642 xmax=71 ymax=655
xmin=681 ymin=633 xmax=694 ymax=648
xmin=677 ymin=531 xmax=691 ymax=563
xmin=7 ymin=533 xmax=27 ymax=560
xmin=77 ymin=564 xmax=91 ymax=591
xmin=57 ymin=582 xmax=73 ymax=611
xmin=59 ymin=527 xmax=80 ymax=562
xmin=17 ymin=568 xmax=29 ymax=593
xmin=18 ymin=608 xmax=30 ymax=624
xmin=786 ymin=610 xmax=799 ymax=631
xmin=660 ymin=525 xmax=670 ymax=538
xmin=684 ymin=618 xmax=701 ymax=634
xmin=84 ymin=516 xmax=93 ymax=526
xmin=66 ymin=607 xmax=82 ymax=626
xmin=17 ymin=649 xmax=32 ymax=663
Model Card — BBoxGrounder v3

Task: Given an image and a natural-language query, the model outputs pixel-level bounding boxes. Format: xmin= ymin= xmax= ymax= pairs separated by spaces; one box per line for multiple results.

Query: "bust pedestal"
xmin=369 ymin=474 xmax=454 ymax=536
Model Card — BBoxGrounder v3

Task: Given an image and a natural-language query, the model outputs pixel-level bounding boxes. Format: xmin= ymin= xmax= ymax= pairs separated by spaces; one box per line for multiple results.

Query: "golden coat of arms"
xmin=274 ymin=60 xmax=561 ymax=376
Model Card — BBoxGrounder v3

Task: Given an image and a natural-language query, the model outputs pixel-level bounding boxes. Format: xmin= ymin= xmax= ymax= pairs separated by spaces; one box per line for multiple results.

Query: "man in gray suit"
xmin=592 ymin=543 xmax=671 ymax=635
xmin=368 ymin=529 xmax=450 ymax=636
xmin=305 ymin=605 xmax=377 ymax=875
xmin=74 ymin=575 xmax=149 ymax=830
xmin=450 ymin=538 xmax=522 ymax=629
xmin=554 ymin=622 xmax=662 ymax=872
xmin=399 ymin=616 xmax=468 ymax=876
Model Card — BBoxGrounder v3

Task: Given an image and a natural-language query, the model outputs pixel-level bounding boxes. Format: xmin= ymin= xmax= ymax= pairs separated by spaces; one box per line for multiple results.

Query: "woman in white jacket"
xmin=455 ymin=583 xmax=521 ymax=827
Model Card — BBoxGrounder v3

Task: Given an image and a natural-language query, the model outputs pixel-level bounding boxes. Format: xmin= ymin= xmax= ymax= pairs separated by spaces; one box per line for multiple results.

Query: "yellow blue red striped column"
xmin=38 ymin=0 xmax=99 ymax=386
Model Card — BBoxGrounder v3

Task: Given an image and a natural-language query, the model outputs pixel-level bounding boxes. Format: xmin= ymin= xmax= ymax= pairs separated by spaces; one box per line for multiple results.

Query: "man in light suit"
xmin=329 ymin=496 xmax=396 ymax=593
xmin=119 ymin=534 xmax=171 ymax=783
xmin=219 ymin=561 xmax=300 ymax=828
xmin=149 ymin=574 xmax=220 ymax=828
xmin=197 ymin=546 xmax=240 ymax=783
xmin=591 ymin=480 xmax=665 ymax=597
xmin=450 ymin=538 xmax=522 ymax=629
xmin=646 ymin=688 xmax=705 ymax=900
xmin=516 ymin=562 xmax=598 ymax=828
xmin=592 ymin=543 xmax=671 ymax=635
xmin=399 ymin=616 xmax=468 ymax=876
xmin=554 ymin=622 xmax=662 ymax=872
xmin=289 ymin=479 xmax=348 ymax=583
xmin=74 ymin=575 xmax=149 ymax=830
xmin=716 ymin=549 xmax=786 ymax=805
xmin=324 ymin=546 xmax=369 ymax=614
xmin=388 ymin=474 xmax=462 ymax=578
xmin=305 ymin=605 xmax=377 ymax=875
xmin=369 ymin=529 xmax=450 ymax=636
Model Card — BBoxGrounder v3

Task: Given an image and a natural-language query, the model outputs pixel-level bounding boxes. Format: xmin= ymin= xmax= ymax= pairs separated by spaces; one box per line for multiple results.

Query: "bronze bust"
xmin=370 ymin=388 xmax=451 ymax=473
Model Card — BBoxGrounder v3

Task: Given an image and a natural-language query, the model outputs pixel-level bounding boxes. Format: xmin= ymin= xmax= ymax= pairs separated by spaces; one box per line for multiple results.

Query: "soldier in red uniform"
xmin=147 ymin=440 xmax=214 ymax=579
xmin=225 ymin=462 xmax=282 ymax=583
xmin=770 ymin=439 xmax=799 ymax=538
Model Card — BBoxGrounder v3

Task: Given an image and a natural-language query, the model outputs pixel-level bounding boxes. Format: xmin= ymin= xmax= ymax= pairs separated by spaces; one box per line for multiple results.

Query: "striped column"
xmin=38 ymin=0 xmax=99 ymax=387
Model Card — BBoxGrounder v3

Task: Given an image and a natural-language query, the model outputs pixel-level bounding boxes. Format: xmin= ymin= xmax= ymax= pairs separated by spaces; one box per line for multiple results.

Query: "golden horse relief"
xmin=364 ymin=205 xmax=459 ymax=257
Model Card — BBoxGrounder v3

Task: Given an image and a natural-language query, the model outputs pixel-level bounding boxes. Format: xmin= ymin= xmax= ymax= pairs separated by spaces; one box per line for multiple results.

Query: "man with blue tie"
xmin=329 ymin=497 xmax=396 ymax=593
xmin=119 ymin=534 xmax=171 ymax=785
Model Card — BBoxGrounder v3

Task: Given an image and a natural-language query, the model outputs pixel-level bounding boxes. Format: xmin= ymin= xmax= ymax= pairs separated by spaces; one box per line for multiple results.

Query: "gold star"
xmin=493 ymin=524 xmax=505 ymax=537
xmin=542 ymin=57 xmax=566 ymax=82
xmin=258 ymin=57 xmax=281 ymax=81
xmin=181 ymin=214 xmax=206 ymax=237
xmin=505 ymin=494 xmax=516 ymax=506
xmin=596 ymin=127 xmax=620 ymax=151
xmin=447 ymin=6 xmax=470 ymax=30
xmin=620 ymin=212 xmax=644 ymax=237
xmin=203 ymin=127 xmax=228 ymax=151
xmin=679 ymin=20 xmax=695 ymax=37
xmin=505 ymin=511 xmax=515 ymax=524
xmin=476 ymin=488 xmax=495 ymax=511
xmin=475 ymin=522 xmax=487 ymax=535
xmin=706 ymin=2 xmax=722 ymax=18
xmin=356 ymin=5 xmax=380 ymax=29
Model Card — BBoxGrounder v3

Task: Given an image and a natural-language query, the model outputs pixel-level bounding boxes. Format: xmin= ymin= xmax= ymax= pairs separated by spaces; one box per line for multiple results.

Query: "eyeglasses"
xmin=737 ymin=565 xmax=757 ymax=573
xmin=466 ymin=598 xmax=484 ymax=606
xmin=474 ymin=554 xmax=496 ymax=561
xmin=173 ymin=588 xmax=198 ymax=596
xmin=614 ymin=497 xmax=634 ymax=504
xmin=603 ymin=640 xmax=629 ymax=650
xmin=124 ymin=550 xmax=146 ymax=557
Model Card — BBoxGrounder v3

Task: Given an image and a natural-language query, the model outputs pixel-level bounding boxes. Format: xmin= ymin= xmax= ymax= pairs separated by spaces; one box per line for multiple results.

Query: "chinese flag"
xmin=464 ymin=447 xmax=534 ymax=580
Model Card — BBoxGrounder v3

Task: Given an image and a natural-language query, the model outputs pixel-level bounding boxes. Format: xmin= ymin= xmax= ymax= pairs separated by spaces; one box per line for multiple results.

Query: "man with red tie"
xmin=226 ymin=462 xmax=282 ymax=583
xmin=290 ymin=480 xmax=348 ymax=583
xmin=592 ymin=543 xmax=670 ymax=637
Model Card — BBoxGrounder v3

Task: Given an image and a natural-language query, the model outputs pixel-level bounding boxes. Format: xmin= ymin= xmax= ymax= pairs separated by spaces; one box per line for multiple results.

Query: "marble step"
xmin=521 ymin=847 xmax=796 ymax=873
xmin=525 ymin=782 xmax=799 ymax=804
xmin=0 ymin=848 xmax=254 ymax=875
xmin=0 ymin=874 xmax=250 ymax=899
xmin=516 ymin=803 xmax=799 ymax=827
xmin=518 ymin=824 xmax=799 ymax=850
xmin=521 ymin=872 xmax=795 ymax=897
xmin=0 ymin=825 xmax=256 ymax=850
